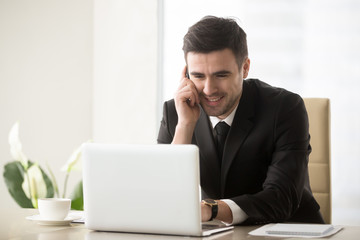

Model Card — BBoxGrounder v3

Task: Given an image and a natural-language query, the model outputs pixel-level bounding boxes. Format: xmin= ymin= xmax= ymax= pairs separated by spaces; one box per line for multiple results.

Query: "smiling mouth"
xmin=207 ymin=97 xmax=222 ymax=102
xmin=204 ymin=96 xmax=224 ymax=104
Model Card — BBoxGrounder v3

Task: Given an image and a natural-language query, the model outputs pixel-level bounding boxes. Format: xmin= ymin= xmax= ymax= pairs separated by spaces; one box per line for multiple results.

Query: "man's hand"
xmin=175 ymin=66 xmax=200 ymax=126
xmin=172 ymin=66 xmax=200 ymax=144
xmin=201 ymin=202 xmax=212 ymax=222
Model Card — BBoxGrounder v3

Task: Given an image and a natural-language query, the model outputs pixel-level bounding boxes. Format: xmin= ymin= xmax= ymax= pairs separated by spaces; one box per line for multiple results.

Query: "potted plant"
xmin=3 ymin=122 xmax=85 ymax=210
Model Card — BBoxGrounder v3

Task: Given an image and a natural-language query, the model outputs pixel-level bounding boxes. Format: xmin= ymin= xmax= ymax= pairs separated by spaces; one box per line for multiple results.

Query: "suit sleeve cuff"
xmin=221 ymin=199 xmax=248 ymax=225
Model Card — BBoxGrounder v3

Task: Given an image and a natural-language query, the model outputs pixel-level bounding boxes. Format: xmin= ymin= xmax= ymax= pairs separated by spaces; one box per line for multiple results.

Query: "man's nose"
xmin=203 ymin=78 xmax=218 ymax=96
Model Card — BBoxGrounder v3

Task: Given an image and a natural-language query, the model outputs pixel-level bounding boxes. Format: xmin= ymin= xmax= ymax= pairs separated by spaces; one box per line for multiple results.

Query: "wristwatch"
xmin=202 ymin=199 xmax=218 ymax=221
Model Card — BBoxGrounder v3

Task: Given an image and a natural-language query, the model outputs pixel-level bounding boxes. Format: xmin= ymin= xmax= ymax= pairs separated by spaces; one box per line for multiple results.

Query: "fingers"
xmin=174 ymin=67 xmax=201 ymax=126
xmin=177 ymin=78 xmax=200 ymax=106
xmin=178 ymin=66 xmax=199 ymax=105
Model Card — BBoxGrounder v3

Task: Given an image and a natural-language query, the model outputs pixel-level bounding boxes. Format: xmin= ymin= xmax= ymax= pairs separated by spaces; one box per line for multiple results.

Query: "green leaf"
xmin=70 ymin=180 xmax=83 ymax=210
xmin=3 ymin=161 xmax=32 ymax=208
xmin=3 ymin=160 xmax=55 ymax=208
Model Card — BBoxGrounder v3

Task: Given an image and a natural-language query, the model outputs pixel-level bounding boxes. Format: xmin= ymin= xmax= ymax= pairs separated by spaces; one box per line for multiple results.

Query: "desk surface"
xmin=1 ymin=208 xmax=360 ymax=240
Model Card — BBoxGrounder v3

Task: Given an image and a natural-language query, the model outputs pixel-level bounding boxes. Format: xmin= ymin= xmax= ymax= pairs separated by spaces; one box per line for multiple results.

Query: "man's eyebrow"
xmin=190 ymin=70 xmax=232 ymax=75
xmin=190 ymin=71 xmax=204 ymax=75
xmin=213 ymin=70 xmax=232 ymax=75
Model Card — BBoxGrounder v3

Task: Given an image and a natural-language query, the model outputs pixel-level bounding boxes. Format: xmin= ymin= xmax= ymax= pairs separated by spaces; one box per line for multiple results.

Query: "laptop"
xmin=82 ymin=143 xmax=234 ymax=237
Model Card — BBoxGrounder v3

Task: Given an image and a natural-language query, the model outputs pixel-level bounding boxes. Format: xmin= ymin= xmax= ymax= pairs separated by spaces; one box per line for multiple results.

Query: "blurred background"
xmin=1 ymin=0 xmax=359 ymax=225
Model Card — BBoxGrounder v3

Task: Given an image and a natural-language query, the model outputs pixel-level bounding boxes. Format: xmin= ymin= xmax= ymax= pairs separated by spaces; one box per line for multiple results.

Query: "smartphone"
xmin=185 ymin=67 xmax=190 ymax=79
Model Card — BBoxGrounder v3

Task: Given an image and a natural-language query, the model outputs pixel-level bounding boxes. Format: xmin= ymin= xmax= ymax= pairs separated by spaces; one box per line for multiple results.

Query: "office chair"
xmin=303 ymin=98 xmax=331 ymax=224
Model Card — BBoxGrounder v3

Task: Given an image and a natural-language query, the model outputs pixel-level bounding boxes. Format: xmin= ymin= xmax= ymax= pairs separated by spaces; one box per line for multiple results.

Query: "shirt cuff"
xmin=221 ymin=199 xmax=248 ymax=225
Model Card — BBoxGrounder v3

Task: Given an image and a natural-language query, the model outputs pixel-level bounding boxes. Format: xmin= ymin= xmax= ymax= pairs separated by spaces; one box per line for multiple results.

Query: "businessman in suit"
xmin=157 ymin=16 xmax=324 ymax=225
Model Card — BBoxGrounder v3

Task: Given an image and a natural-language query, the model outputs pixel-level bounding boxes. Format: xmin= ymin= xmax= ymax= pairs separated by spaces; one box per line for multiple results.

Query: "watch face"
xmin=204 ymin=199 xmax=217 ymax=205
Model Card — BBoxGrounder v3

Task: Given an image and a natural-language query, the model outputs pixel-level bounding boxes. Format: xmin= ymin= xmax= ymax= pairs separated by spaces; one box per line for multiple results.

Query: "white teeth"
xmin=208 ymin=97 xmax=221 ymax=102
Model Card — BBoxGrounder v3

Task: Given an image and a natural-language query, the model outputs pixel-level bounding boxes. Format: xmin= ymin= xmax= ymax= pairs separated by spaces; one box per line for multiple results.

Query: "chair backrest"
xmin=303 ymin=98 xmax=331 ymax=224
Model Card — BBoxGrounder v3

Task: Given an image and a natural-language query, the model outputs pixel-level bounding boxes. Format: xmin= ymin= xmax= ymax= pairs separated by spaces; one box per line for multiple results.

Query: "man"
xmin=157 ymin=16 xmax=324 ymax=225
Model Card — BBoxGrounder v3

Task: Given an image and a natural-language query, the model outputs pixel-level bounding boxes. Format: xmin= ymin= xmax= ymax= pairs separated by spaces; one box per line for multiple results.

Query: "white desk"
xmin=2 ymin=208 xmax=360 ymax=239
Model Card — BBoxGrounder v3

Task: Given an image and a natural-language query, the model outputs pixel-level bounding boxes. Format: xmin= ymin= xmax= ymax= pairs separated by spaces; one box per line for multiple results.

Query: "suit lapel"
xmin=194 ymin=106 xmax=222 ymax=197
xmin=221 ymin=81 xmax=256 ymax=196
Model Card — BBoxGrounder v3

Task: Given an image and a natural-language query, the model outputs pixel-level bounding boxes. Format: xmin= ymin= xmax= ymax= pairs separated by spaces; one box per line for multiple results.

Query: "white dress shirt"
xmin=209 ymin=105 xmax=248 ymax=225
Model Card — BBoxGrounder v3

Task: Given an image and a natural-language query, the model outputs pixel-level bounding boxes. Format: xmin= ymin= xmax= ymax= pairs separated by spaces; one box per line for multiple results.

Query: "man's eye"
xmin=193 ymin=75 xmax=204 ymax=79
xmin=217 ymin=74 xmax=228 ymax=78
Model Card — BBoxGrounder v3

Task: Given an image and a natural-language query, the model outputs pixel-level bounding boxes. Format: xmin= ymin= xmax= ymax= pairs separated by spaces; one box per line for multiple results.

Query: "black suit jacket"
xmin=158 ymin=79 xmax=324 ymax=224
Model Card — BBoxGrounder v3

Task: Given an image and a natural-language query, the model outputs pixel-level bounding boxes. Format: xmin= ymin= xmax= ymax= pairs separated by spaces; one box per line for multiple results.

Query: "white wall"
xmin=0 ymin=0 xmax=159 ymax=211
xmin=0 ymin=0 xmax=93 ymax=209
xmin=93 ymin=0 xmax=158 ymax=144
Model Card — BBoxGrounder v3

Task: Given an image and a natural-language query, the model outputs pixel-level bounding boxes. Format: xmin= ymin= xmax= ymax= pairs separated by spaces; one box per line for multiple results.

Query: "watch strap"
xmin=203 ymin=199 xmax=218 ymax=221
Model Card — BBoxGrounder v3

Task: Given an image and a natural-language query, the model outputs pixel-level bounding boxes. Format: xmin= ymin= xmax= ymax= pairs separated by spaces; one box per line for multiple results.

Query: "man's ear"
xmin=242 ymin=58 xmax=250 ymax=78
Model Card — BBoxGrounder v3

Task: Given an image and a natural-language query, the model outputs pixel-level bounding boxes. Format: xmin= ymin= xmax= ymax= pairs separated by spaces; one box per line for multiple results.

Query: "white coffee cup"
xmin=38 ymin=198 xmax=71 ymax=220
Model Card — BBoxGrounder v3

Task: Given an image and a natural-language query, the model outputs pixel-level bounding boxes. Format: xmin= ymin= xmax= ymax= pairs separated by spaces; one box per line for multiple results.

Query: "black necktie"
xmin=215 ymin=122 xmax=230 ymax=160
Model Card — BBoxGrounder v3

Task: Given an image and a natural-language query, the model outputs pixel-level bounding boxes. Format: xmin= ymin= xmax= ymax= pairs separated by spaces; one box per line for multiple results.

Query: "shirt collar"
xmin=209 ymin=104 xmax=239 ymax=129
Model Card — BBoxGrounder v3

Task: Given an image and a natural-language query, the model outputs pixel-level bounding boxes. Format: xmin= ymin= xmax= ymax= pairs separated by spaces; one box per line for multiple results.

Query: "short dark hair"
xmin=183 ymin=16 xmax=248 ymax=68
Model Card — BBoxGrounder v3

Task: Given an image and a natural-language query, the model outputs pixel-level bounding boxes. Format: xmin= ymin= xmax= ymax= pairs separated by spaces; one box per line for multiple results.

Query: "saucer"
xmin=26 ymin=214 xmax=82 ymax=226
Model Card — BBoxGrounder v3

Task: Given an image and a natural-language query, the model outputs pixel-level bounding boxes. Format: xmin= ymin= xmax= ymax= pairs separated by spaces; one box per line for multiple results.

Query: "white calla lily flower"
xmin=22 ymin=163 xmax=47 ymax=208
xmin=8 ymin=122 xmax=28 ymax=169
xmin=60 ymin=141 xmax=90 ymax=198
xmin=61 ymin=143 xmax=86 ymax=173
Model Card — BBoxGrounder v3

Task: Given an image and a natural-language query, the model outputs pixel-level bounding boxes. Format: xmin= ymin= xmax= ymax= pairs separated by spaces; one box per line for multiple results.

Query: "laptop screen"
xmin=82 ymin=143 xmax=203 ymax=236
